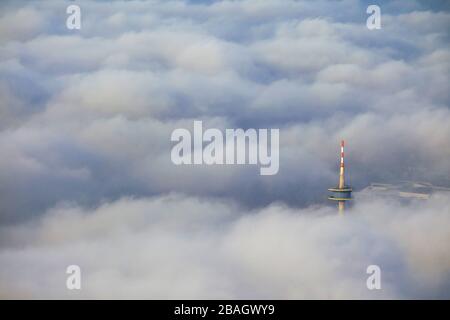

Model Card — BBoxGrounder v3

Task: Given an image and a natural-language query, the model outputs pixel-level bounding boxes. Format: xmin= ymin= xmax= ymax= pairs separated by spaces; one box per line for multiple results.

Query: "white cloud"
xmin=0 ymin=0 xmax=448 ymax=298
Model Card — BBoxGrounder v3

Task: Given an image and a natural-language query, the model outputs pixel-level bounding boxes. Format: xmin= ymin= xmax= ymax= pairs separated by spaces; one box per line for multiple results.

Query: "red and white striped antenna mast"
xmin=339 ymin=140 xmax=345 ymax=189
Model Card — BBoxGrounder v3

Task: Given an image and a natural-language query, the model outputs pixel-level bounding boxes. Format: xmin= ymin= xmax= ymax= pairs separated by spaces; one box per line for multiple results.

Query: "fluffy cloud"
xmin=0 ymin=0 xmax=449 ymax=298
xmin=1 ymin=193 xmax=449 ymax=299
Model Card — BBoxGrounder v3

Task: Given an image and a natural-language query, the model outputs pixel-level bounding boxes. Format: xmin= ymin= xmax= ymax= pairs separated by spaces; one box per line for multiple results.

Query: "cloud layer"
xmin=0 ymin=0 xmax=449 ymax=298
xmin=1 ymin=193 xmax=449 ymax=299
